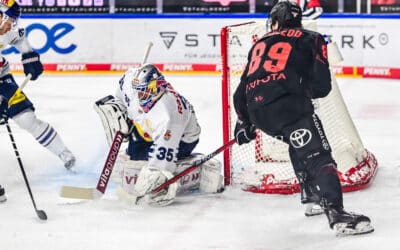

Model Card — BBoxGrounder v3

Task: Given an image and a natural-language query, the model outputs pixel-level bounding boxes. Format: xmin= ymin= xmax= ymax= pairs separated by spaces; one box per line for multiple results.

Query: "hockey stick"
xmin=4 ymin=119 xmax=47 ymax=220
xmin=150 ymin=139 xmax=236 ymax=195
xmin=122 ymin=139 xmax=237 ymax=204
xmin=141 ymin=42 xmax=153 ymax=65
xmin=19 ymin=73 xmax=32 ymax=90
xmin=60 ymin=130 xmax=125 ymax=199
xmin=60 ymin=43 xmax=153 ymax=200
xmin=2 ymin=73 xmax=46 ymax=220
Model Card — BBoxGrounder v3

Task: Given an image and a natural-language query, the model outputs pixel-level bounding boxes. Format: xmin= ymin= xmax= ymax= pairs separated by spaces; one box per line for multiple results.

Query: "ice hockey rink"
xmin=0 ymin=74 xmax=399 ymax=250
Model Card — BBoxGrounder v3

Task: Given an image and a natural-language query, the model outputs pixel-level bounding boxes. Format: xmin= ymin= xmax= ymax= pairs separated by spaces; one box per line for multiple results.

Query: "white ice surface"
xmin=0 ymin=75 xmax=399 ymax=250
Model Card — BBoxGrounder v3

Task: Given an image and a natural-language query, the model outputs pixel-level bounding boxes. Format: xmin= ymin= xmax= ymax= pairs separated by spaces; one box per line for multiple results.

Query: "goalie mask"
xmin=132 ymin=64 xmax=167 ymax=110
xmin=267 ymin=0 xmax=302 ymax=31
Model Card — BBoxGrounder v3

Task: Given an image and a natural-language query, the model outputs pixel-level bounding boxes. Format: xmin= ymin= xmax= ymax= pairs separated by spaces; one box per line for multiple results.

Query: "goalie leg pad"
xmin=175 ymin=154 xmax=224 ymax=194
xmin=175 ymin=155 xmax=202 ymax=193
xmin=199 ymin=158 xmax=224 ymax=193
xmin=94 ymin=95 xmax=131 ymax=146
xmin=116 ymin=154 xmax=146 ymax=192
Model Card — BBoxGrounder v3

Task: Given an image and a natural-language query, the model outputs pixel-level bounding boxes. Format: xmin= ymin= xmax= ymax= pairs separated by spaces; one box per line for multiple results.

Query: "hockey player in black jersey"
xmin=233 ymin=0 xmax=374 ymax=236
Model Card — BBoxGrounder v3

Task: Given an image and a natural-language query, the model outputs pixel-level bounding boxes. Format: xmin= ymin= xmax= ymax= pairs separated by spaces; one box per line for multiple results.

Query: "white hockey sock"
xmin=13 ymin=110 xmax=69 ymax=156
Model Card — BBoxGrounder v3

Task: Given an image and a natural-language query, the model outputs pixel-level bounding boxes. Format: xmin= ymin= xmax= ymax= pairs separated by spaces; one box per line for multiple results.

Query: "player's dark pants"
xmin=127 ymin=126 xmax=199 ymax=161
xmin=249 ymin=101 xmax=343 ymax=208
xmin=0 ymin=74 xmax=34 ymax=118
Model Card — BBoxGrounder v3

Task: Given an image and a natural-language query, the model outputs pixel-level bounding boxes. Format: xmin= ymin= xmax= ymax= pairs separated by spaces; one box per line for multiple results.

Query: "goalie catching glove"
xmin=234 ymin=119 xmax=256 ymax=145
xmin=94 ymin=95 xmax=133 ymax=146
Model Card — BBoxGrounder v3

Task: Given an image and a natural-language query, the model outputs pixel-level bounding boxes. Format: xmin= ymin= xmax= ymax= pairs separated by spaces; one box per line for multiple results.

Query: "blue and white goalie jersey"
xmin=115 ymin=68 xmax=201 ymax=171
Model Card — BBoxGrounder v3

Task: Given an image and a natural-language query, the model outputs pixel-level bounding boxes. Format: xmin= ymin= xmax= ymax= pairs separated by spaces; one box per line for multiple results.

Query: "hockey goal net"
xmin=220 ymin=21 xmax=378 ymax=194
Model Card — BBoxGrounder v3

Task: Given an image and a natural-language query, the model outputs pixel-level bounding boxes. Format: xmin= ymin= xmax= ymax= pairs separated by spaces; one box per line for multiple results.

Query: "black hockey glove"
xmin=21 ymin=51 xmax=43 ymax=81
xmin=234 ymin=120 xmax=256 ymax=145
xmin=0 ymin=95 xmax=8 ymax=125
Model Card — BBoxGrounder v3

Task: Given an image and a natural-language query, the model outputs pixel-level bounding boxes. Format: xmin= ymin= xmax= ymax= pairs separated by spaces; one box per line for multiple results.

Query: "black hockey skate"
xmin=325 ymin=207 xmax=374 ymax=236
xmin=0 ymin=185 xmax=6 ymax=203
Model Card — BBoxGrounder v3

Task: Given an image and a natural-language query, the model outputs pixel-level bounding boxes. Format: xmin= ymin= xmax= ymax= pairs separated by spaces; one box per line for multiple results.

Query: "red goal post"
xmin=220 ymin=21 xmax=378 ymax=194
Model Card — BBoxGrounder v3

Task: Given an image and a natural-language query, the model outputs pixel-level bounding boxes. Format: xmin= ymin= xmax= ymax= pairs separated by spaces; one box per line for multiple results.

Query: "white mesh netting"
xmin=220 ymin=21 xmax=378 ymax=194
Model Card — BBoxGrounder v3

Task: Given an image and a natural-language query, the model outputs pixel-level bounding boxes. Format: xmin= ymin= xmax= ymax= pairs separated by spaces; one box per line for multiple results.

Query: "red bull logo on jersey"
xmin=164 ymin=130 xmax=172 ymax=141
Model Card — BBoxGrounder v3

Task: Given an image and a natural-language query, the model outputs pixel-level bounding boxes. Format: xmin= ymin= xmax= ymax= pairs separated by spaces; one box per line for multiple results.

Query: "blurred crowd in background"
xmin=16 ymin=0 xmax=400 ymax=15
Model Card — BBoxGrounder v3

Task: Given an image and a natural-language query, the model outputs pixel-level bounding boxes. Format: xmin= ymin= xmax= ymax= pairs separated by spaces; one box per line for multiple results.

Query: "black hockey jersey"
xmin=233 ymin=28 xmax=331 ymax=124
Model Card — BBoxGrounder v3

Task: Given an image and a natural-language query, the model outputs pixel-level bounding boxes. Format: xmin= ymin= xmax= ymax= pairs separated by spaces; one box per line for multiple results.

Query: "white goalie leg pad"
xmin=199 ymin=158 xmax=224 ymax=193
xmin=116 ymin=156 xmax=145 ymax=204
xmin=175 ymin=155 xmax=202 ymax=193
xmin=94 ymin=95 xmax=130 ymax=146
xmin=112 ymin=154 xmax=126 ymax=184
xmin=113 ymin=153 xmax=143 ymax=183
xmin=120 ymin=157 xmax=146 ymax=194
xmin=133 ymin=167 xmax=178 ymax=207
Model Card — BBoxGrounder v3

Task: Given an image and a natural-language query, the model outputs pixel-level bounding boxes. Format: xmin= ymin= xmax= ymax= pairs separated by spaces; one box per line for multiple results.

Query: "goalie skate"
xmin=326 ymin=207 xmax=374 ymax=236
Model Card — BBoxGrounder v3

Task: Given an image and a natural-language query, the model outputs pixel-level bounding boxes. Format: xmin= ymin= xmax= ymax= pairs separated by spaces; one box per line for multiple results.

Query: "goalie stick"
xmin=60 ymin=131 xmax=125 ymax=199
xmin=60 ymin=42 xmax=154 ymax=200
xmin=151 ymin=139 xmax=236 ymax=195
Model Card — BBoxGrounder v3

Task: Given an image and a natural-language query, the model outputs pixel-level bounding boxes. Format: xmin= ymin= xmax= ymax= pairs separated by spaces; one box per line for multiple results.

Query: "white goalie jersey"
xmin=115 ymin=68 xmax=201 ymax=172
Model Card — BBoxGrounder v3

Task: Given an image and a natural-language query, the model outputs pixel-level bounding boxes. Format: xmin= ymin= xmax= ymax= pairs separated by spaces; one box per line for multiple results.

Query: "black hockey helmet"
xmin=267 ymin=1 xmax=302 ymax=31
